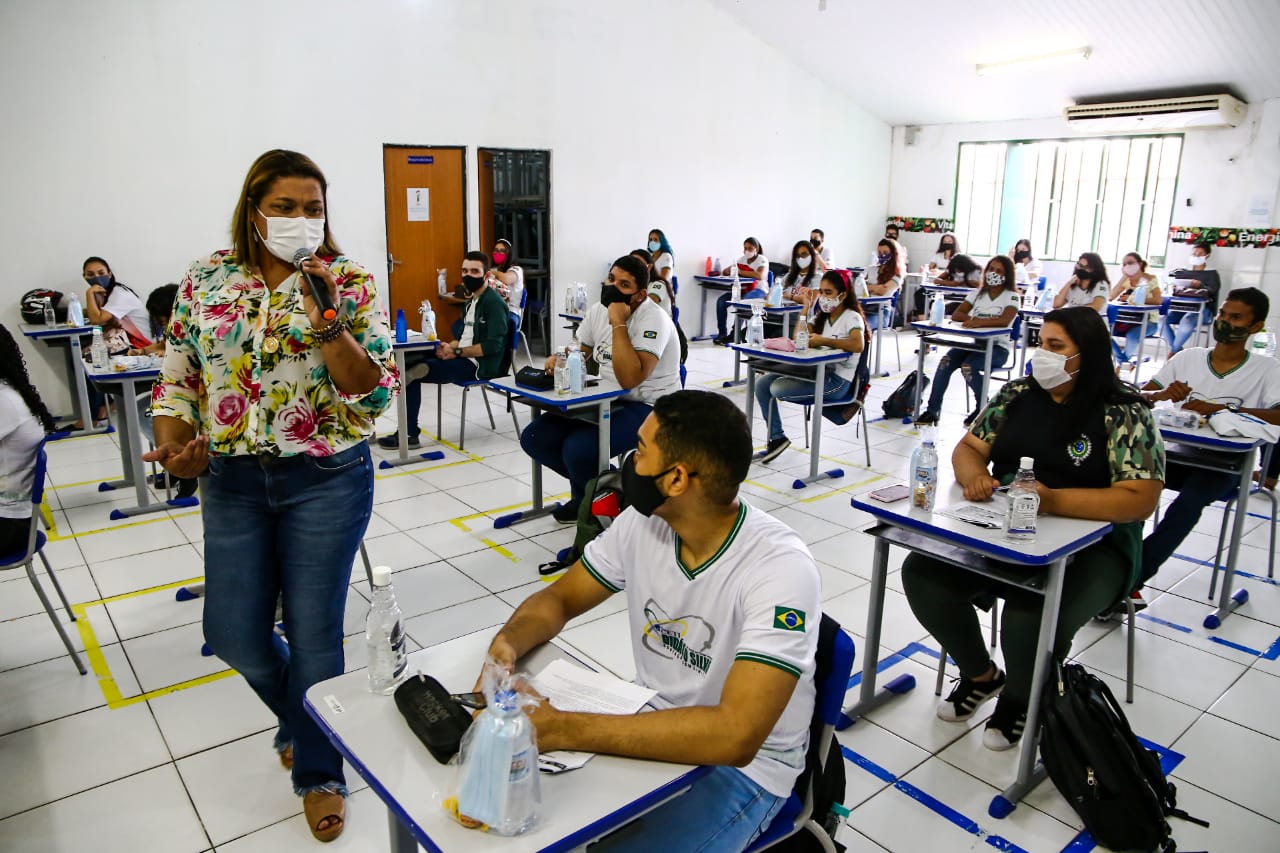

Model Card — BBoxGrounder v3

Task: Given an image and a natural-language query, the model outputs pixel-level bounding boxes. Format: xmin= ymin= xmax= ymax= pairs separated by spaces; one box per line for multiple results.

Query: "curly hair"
xmin=0 ymin=325 xmax=57 ymax=432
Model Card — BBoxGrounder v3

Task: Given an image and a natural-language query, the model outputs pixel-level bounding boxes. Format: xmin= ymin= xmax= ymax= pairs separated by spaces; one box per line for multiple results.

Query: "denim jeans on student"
xmin=201 ymin=442 xmax=374 ymax=796
xmin=590 ymin=765 xmax=786 ymax=852
xmin=715 ymin=286 xmax=766 ymax=337
xmin=1139 ymin=462 xmax=1237 ymax=586
xmin=922 ymin=345 xmax=1009 ymax=418
xmin=754 ymin=372 xmax=852 ymax=442
xmin=1162 ymin=308 xmax=1212 ymax=354
xmin=519 ymin=400 xmax=652 ymax=508
xmin=401 ymin=356 xmax=480 ymax=436
xmin=1111 ymin=323 xmax=1161 ymax=364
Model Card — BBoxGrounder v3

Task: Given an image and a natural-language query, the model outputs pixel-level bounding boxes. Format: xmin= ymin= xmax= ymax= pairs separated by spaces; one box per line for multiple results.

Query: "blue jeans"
xmin=715 ymin=286 xmax=766 ymax=337
xmin=201 ymin=442 xmax=374 ymax=796
xmin=590 ymin=765 xmax=786 ymax=852
xmin=1139 ymin=463 xmax=1237 ymax=586
xmin=519 ymin=400 xmax=652 ymax=506
xmin=1163 ymin=308 xmax=1211 ymax=354
xmin=402 ymin=355 xmax=479 ymax=436
xmin=923 ymin=345 xmax=1009 ymax=418
xmin=1111 ymin=323 xmax=1160 ymax=363
xmin=754 ymin=372 xmax=852 ymax=442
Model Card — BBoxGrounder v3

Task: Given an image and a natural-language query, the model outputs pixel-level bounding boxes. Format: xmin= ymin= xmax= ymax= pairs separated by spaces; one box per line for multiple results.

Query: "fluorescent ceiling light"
xmin=975 ymin=47 xmax=1091 ymax=76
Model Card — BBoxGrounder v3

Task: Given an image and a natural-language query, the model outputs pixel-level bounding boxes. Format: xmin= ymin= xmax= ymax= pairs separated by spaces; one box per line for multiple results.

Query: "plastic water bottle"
xmin=554 ymin=348 xmax=569 ymax=395
xmin=394 ymin=308 xmax=407 ymax=343
xmin=437 ymin=269 xmax=448 ymax=297
xmin=574 ymin=282 xmax=587 ymax=313
xmin=90 ymin=326 xmax=108 ymax=370
xmin=366 ymin=565 xmax=408 ymax=694
xmin=731 ymin=267 xmax=742 ymax=303
xmin=66 ymin=292 xmax=85 ymax=326
xmin=1005 ymin=457 xmax=1039 ymax=541
xmin=1249 ymin=329 xmax=1276 ymax=358
xmin=420 ymin=300 xmax=437 ymax=341
xmin=766 ymin=277 xmax=784 ymax=308
xmin=794 ymin=313 xmax=810 ymax=352
xmin=1036 ymin=287 xmax=1054 ymax=310
xmin=1132 ymin=281 xmax=1147 ymax=306
xmin=911 ymin=431 xmax=938 ymax=511
xmin=747 ymin=304 xmax=765 ymax=347
xmin=42 ymin=297 xmax=57 ymax=326
xmin=929 ymin=293 xmax=945 ymax=325
xmin=855 ymin=273 xmax=869 ymax=299
xmin=566 ymin=339 xmax=584 ymax=394
xmin=456 ymin=687 xmax=542 ymax=835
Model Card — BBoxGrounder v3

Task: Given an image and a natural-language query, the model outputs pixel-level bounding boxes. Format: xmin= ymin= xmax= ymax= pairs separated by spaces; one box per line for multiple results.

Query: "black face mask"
xmin=811 ymin=238 xmax=822 ymax=247
xmin=941 ymin=244 xmax=954 ymax=253
xmin=1212 ymin=319 xmax=1253 ymax=344
xmin=600 ymin=284 xmax=633 ymax=307
xmin=461 ymin=275 xmax=485 ymax=295
xmin=1015 ymin=250 xmax=1031 ymax=263
xmin=1073 ymin=265 xmax=1090 ymax=280
xmin=620 ymin=452 xmax=677 ymax=517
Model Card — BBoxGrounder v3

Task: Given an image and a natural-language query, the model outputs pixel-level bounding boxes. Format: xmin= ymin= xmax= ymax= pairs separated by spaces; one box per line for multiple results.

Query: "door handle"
xmin=388 ymin=252 xmax=405 ymax=267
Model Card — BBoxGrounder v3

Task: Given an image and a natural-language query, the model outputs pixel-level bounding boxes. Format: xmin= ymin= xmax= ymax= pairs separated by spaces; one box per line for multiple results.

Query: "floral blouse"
xmin=151 ymin=250 xmax=398 ymax=457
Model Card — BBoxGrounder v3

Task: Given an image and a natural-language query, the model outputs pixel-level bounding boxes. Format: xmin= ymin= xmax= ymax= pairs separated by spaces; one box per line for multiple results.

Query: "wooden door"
xmin=382 ymin=146 xmax=466 ymax=330
xmin=478 ymin=148 xmax=495 ymax=256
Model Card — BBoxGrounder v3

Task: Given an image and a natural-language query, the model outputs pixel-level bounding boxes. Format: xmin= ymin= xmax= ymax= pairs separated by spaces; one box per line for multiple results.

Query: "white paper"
xmin=1246 ymin=193 xmax=1272 ymax=228
xmin=407 ymin=188 xmax=430 ymax=221
xmin=531 ymin=659 xmax=657 ymax=774
xmin=938 ymin=495 xmax=1008 ymax=529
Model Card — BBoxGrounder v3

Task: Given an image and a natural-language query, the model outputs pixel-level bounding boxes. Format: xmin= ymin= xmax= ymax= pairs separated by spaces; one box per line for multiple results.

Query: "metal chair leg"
xmin=860 ymin=406 xmax=871 ymax=467
xmin=459 ymin=386 xmax=469 ymax=451
xmin=26 ymin=560 xmax=86 ymax=675
xmin=358 ymin=541 xmax=374 ymax=586
xmin=480 ymin=387 xmax=496 ymax=429
xmin=1209 ymin=499 xmax=1233 ymax=600
xmin=1125 ymin=595 xmax=1136 ymax=704
xmin=990 ymin=603 xmax=999 ymax=648
xmin=436 ymin=384 xmax=443 ymax=441
xmin=935 ymin=647 xmax=947 ymax=696
xmin=38 ymin=551 xmax=75 ymax=619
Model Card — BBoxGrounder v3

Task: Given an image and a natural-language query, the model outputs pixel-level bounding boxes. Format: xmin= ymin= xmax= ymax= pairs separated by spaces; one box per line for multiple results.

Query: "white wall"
xmin=1 ymin=0 xmax=891 ymax=409
xmin=885 ymin=99 xmax=1280 ymax=319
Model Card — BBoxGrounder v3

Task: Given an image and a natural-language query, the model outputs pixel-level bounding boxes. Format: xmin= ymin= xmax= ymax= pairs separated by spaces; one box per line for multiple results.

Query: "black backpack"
xmin=881 ymin=370 xmax=929 ymax=419
xmin=1039 ymin=662 xmax=1208 ymax=852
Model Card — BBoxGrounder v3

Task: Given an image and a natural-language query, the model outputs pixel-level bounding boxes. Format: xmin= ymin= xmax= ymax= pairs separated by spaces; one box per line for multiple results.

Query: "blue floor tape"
xmin=1136 ymin=598 xmax=1280 ymax=660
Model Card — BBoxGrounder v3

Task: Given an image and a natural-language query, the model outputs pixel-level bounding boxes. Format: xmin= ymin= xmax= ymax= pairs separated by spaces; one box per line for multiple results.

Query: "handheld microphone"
xmin=293 ymin=249 xmax=338 ymax=322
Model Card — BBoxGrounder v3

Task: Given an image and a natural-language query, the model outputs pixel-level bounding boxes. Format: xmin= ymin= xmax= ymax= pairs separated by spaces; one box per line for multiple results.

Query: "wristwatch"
xmin=1225 ymin=403 xmax=1241 ymax=413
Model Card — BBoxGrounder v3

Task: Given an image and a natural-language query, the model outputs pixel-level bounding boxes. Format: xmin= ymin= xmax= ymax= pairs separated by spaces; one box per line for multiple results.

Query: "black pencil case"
xmin=393 ymin=673 xmax=474 ymax=764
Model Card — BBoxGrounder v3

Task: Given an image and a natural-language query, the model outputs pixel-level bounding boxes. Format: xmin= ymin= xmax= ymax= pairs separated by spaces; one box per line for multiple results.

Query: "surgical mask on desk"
xmin=1029 ymin=348 xmax=1080 ymax=390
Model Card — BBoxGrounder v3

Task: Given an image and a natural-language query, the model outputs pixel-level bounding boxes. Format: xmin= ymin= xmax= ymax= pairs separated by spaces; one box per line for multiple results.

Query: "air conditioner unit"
xmin=1065 ymin=94 xmax=1246 ymax=132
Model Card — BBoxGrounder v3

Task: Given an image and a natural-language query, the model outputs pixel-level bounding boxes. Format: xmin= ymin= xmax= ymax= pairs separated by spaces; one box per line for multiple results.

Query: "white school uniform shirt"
xmin=1062 ymin=279 xmax=1109 ymax=314
xmin=961 ymin=287 xmax=1020 ymax=353
xmin=1015 ymin=258 xmax=1042 ymax=285
xmin=581 ymin=501 xmax=822 ymax=797
xmin=577 ymin=299 xmax=680 ymax=404
xmin=735 ymin=253 xmax=769 ymax=280
xmin=103 ymin=286 xmax=152 ymax=341
xmin=501 ymin=266 xmax=524 ymax=315
xmin=1150 ymin=348 xmax=1280 ymax=411
xmin=0 ymin=383 xmax=44 ymax=519
xmin=815 ymin=309 xmax=865 ymax=382
xmin=815 ymin=244 xmax=833 ymax=268
xmin=647 ymin=252 xmax=676 ymax=314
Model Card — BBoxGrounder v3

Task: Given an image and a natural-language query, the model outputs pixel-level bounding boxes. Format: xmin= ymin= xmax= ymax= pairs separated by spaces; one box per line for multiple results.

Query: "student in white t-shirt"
xmin=809 ymin=228 xmax=833 ymax=271
xmin=520 ymin=255 xmax=681 ymax=521
xmin=0 ymin=325 xmax=56 ymax=556
xmin=778 ymin=240 xmax=823 ymax=306
xmin=82 ymin=256 xmax=151 ymax=350
xmin=646 ymin=228 xmax=676 ymax=306
xmin=865 ymin=238 xmax=904 ymax=331
xmin=1136 ymin=287 xmax=1280 ymax=592
xmin=714 ymin=237 xmax=769 ymax=344
xmin=1052 ymin=252 xmax=1110 ymax=315
xmin=482 ymin=390 xmax=821 ymax=852
xmin=915 ymin=255 xmax=1020 ymax=426
xmin=1009 ymin=238 xmax=1043 ymax=287
xmin=755 ymin=270 xmax=866 ymax=463
xmin=928 ymin=233 xmax=960 ymax=273
xmin=489 ymin=238 xmax=524 ymax=314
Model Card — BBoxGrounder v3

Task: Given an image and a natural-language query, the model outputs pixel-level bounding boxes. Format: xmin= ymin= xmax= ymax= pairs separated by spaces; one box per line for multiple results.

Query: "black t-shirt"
xmin=988 ymin=385 xmax=1111 ymax=490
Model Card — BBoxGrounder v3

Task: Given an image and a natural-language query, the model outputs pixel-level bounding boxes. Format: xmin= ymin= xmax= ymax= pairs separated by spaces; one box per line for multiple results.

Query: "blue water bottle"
xmin=395 ymin=308 xmax=407 ymax=343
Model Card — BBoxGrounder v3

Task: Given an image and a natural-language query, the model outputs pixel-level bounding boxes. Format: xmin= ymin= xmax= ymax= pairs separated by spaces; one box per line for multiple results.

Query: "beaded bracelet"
xmin=313 ymin=319 xmax=347 ymax=343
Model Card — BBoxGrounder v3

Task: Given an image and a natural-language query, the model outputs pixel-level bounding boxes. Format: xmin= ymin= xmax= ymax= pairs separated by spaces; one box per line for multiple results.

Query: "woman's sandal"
xmin=303 ymin=790 xmax=346 ymax=843
xmin=278 ymin=745 xmax=293 ymax=770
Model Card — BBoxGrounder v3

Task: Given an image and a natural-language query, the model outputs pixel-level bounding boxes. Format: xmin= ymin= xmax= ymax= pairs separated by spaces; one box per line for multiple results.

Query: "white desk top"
xmin=729 ymin=343 xmax=852 ymax=365
xmin=727 ymin=301 xmax=802 ymax=313
xmin=20 ymin=322 xmax=94 ymax=339
xmin=393 ymin=335 xmax=440 ymax=353
xmin=693 ymin=276 xmax=736 ymax=286
xmin=487 ymin=375 xmax=628 ymax=409
xmin=909 ymin=320 xmax=1014 ymax=339
xmin=84 ymin=360 xmax=161 ymax=382
xmin=304 ymin=628 xmax=702 ymax=853
xmin=852 ymin=481 xmax=1112 ymax=566
xmin=1157 ymin=421 xmax=1265 ymax=453
xmin=1108 ymin=301 xmax=1163 ymax=311
xmin=920 ymin=283 xmax=971 ymax=293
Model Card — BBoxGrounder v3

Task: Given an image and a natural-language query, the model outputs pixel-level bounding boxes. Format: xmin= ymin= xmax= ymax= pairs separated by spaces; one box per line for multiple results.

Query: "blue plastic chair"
xmin=745 ymin=614 xmax=856 ymax=851
xmin=0 ymin=440 xmax=86 ymax=674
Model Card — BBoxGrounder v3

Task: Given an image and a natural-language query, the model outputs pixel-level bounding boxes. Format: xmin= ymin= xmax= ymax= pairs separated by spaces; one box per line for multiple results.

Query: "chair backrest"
xmin=30 ymin=444 xmax=50 ymax=509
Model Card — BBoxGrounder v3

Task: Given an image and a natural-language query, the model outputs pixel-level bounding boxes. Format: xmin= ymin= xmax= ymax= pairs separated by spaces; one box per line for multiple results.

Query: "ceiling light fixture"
xmin=975 ymin=46 xmax=1091 ymax=77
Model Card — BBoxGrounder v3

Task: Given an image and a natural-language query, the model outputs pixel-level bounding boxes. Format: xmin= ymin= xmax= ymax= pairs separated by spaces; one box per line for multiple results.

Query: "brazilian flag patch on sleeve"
xmin=643 ymin=329 xmax=657 ymax=339
xmin=773 ymin=607 xmax=806 ymax=632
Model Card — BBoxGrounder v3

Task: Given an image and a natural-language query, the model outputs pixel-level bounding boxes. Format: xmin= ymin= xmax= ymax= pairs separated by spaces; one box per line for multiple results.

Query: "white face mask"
xmin=797 ymin=255 xmax=812 ymax=270
xmin=984 ymin=271 xmax=1005 ymax=288
xmin=818 ymin=295 xmax=841 ymax=313
xmin=744 ymin=249 xmax=757 ymax=260
xmin=255 ymin=209 xmax=326 ymax=264
xmin=1190 ymin=254 xmax=1207 ymax=268
xmin=1029 ymin=348 xmax=1079 ymax=390
xmin=1121 ymin=263 xmax=1140 ymax=277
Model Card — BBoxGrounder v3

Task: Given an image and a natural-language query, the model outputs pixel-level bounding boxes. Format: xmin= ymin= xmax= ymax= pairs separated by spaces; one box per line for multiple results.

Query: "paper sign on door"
xmin=407 ymin=188 xmax=430 ymax=222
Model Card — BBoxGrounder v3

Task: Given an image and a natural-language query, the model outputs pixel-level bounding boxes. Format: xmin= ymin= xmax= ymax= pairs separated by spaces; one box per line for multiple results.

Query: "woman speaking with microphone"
xmin=147 ymin=150 xmax=398 ymax=842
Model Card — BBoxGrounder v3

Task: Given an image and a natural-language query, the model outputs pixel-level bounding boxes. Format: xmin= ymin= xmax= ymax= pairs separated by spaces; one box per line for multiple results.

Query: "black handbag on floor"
xmin=1038 ymin=661 xmax=1208 ymax=852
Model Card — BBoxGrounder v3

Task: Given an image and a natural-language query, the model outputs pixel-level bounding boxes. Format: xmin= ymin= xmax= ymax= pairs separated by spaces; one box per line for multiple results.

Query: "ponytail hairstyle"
xmin=0 ymin=325 xmax=57 ymax=432
xmin=813 ymin=269 xmax=865 ymax=335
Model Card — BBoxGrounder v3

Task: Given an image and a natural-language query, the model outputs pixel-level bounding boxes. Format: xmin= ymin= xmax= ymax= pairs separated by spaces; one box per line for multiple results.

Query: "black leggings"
xmin=0 ymin=517 xmax=30 ymax=557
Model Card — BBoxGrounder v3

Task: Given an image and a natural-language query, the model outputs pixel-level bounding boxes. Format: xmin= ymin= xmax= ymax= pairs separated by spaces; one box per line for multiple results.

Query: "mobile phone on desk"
xmin=868 ymin=484 xmax=910 ymax=503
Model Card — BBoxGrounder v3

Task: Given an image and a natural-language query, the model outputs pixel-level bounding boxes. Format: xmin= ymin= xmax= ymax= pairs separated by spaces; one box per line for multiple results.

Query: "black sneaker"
xmin=712 ymin=334 xmax=731 ymax=347
xmin=963 ymin=408 xmax=981 ymax=427
xmin=913 ymin=412 xmax=939 ymax=426
xmin=756 ymin=437 xmax=791 ymax=464
xmin=936 ymin=667 xmax=1005 ymax=722
xmin=1096 ymin=590 xmax=1148 ymax=622
xmin=982 ymin=694 xmax=1027 ymax=751
xmin=377 ymin=433 xmax=420 ymax=449
xmin=175 ymin=477 xmax=199 ymax=499
xmin=552 ymin=500 xmax=580 ymax=523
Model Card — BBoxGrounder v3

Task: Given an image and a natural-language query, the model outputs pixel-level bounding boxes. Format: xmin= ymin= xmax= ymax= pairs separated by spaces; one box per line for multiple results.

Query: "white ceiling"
xmin=711 ymin=0 xmax=1280 ymax=126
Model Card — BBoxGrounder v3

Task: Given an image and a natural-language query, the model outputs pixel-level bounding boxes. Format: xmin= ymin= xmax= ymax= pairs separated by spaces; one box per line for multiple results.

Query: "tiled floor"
xmin=3 ymin=331 xmax=1277 ymax=852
